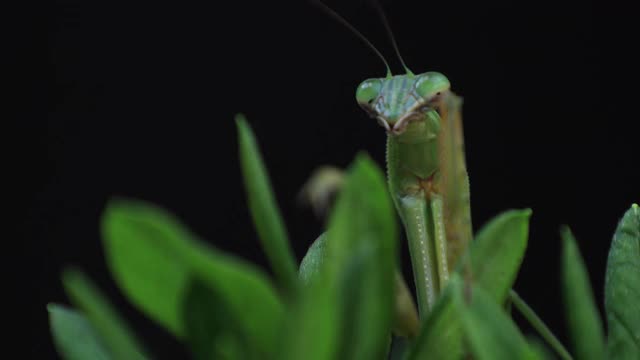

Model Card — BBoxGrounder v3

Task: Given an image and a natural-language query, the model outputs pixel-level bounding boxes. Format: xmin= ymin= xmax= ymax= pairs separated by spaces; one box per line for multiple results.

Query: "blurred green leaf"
xmin=465 ymin=209 xmax=531 ymax=303
xmin=561 ymin=227 xmax=605 ymax=360
xmin=459 ymin=281 xmax=534 ymax=360
xmin=102 ymin=198 xmax=284 ymax=357
xmin=62 ymin=269 xmax=148 ymax=360
xmin=298 ymin=239 xmax=419 ymax=353
xmin=281 ymin=276 xmax=340 ymax=360
xmin=527 ymin=337 xmax=555 ymax=360
xmin=605 ymin=204 xmax=640 ymax=359
xmin=288 ymin=232 xmax=337 ymax=360
xmin=48 ymin=304 xmax=111 ymax=360
xmin=236 ymin=114 xmax=298 ymax=293
xmin=299 ymin=233 xmax=327 ymax=285
xmin=326 ymin=154 xmax=398 ymax=360
xmin=407 ymin=275 xmax=464 ymax=360
xmin=182 ymin=278 xmax=250 ymax=360
xmin=284 ymin=154 xmax=398 ymax=360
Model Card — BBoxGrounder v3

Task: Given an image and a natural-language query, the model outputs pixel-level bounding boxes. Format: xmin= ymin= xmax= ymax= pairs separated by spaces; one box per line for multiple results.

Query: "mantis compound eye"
xmin=356 ymin=78 xmax=382 ymax=107
xmin=415 ymin=71 xmax=450 ymax=103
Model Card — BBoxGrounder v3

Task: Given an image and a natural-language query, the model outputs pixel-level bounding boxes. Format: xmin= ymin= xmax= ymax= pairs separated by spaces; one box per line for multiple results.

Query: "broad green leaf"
xmin=62 ymin=270 xmax=148 ymax=360
xmin=284 ymin=154 xmax=398 ymax=360
xmin=289 ymin=232 xmax=337 ymax=359
xmin=102 ymin=198 xmax=284 ymax=357
xmin=326 ymin=154 xmax=398 ymax=360
xmin=182 ymin=277 xmax=250 ymax=360
xmin=605 ymin=204 xmax=640 ymax=359
xmin=561 ymin=227 xmax=605 ymax=360
xmin=458 ymin=281 xmax=534 ymax=360
xmin=236 ymin=114 xmax=298 ymax=292
xmin=299 ymin=232 xmax=327 ymax=285
xmin=280 ymin=276 xmax=340 ymax=360
xmin=407 ymin=275 xmax=464 ymax=360
xmin=48 ymin=304 xmax=111 ymax=360
xmin=465 ymin=209 xmax=531 ymax=303
xmin=299 ymin=233 xmax=418 ymax=340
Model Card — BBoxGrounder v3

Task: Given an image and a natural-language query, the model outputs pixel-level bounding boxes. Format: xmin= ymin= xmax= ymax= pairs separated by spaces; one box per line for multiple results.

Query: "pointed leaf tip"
xmin=465 ymin=208 xmax=531 ymax=304
xmin=561 ymin=227 xmax=605 ymax=360
xmin=234 ymin=113 xmax=248 ymax=125
xmin=61 ymin=268 xmax=148 ymax=360
xmin=235 ymin=113 xmax=298 ymax=292
xmin=48 ymin=303 xmax=112 ymax=360
xmin=519 ymin=208 xmax=533 ymax=218
xmin=353 ymin=151 xmax=374 ymax=164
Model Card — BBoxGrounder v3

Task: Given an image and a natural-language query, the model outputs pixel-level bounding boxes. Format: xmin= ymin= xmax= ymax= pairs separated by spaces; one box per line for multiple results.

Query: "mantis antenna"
xmin=311 ymin=0 xmax=393 ymax=78
xmin=369 ymin=0 xmax=414 ymax=75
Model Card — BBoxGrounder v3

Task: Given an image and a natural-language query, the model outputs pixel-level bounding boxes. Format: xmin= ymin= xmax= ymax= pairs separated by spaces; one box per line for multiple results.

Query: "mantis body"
xmin=310 ymin=5 xmax=572 ymax=357
xmin=356 ymin=71 xmax=473 ymax=316
xmin=311 ymin=0 xmax=473 ymax=317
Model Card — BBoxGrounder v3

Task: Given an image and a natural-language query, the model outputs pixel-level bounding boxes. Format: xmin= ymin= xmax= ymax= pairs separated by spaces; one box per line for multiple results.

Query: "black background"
xmin=13 ymin=0 xmax=638 ymax=358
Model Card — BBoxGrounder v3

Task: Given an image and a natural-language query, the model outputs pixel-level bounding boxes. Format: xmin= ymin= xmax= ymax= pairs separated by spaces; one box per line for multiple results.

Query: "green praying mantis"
xmin=307 ymin=6 xmax=572 ymax=358
xmin=358 ymin=71 xmax=472 ymax=316
xmin=314 ymin=1 xmax=473 ymax=317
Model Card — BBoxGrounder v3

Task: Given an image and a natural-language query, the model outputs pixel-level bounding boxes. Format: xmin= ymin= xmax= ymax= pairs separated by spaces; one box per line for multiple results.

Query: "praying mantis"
xmin=313 ymin=1 xmax=473 ymax=317
xmin=296 ymin=4 xmax=575 ymax=357
xmin=357 ymin=71 xmax=473 ymax=316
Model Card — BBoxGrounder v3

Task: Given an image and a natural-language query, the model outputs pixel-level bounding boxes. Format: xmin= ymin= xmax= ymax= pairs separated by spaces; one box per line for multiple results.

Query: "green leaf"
xmin=561 ymin=227 xmax=605 ymax=360
xmin=102 ymin=198 xmax=284 ymax=357
xmin=236 ymin=114 xmax=298 ymax=292
xmin=182 ymin=278 xmax=250 ymax=360
xmin=326 ymin=154 xmax=398 ymax=360
xmin=48 ymin=304 xmax=111 ymax=360
xmin=299 ymin=236 xmax=419 ymax=345
xmin=526 ymin=337 xmax=555 ymax=360
xmin=280 ymin=277 xmax=341 ymax=360
xmin=299 ymin=232 xmax=327 ymax=285
xmin=284 ymin=154 xmax=398 ymax=360
xmin=287 ymin=232 xmax=337 ymax=360
xmin=465 ymin=209 xmax=531 ymax=303
xmin=61 ymin=269 xmax=148 ymax=360
xmin=459 ymin=281 xmax=534 ymax=360
xmin=605 ymin=204 xmax=640 ymax=359
xmin=407 ymin=276 xmax=464 ymax=360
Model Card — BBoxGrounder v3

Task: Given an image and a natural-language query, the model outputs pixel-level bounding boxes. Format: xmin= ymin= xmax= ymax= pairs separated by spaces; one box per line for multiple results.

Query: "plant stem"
xmin=509 ymin=290 xmax=574 ymax=360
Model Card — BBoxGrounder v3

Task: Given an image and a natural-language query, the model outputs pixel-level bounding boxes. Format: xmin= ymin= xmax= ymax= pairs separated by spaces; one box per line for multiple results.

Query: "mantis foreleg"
xmin=395 ymin=188 xmax=451 ymax=317
xmin=430 ymin=193 xmax=450 ymax=287
xmin=397 ymin=191 xmax=438 ymax=315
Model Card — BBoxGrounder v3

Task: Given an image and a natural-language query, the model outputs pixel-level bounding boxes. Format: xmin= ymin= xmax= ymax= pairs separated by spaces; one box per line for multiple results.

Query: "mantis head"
xmin=356 ymin=71 xmax=450 ymax=135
